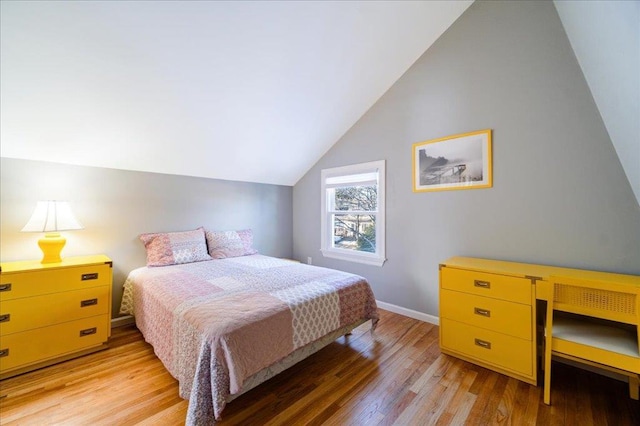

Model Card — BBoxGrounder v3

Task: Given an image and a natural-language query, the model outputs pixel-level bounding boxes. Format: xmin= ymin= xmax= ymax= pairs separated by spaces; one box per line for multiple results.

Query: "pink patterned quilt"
xmin=119 ymin=255 xmax=378 ymax=423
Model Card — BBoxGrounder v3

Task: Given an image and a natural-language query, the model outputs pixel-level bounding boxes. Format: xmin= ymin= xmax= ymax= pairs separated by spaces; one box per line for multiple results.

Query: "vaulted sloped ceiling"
xmin=554 ymin=0 xmax=640 ymax=206
xmin=1 ymin=1 xmax=637 ymax=201
xmin=0 ymin=0 xmax=472 ymax=186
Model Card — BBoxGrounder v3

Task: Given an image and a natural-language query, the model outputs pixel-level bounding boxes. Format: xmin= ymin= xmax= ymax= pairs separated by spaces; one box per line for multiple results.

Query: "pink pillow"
xmin=205 ymin=229 xmax=258 ymax=259
xmin=139 ymin=227 xmax=212 ymax=266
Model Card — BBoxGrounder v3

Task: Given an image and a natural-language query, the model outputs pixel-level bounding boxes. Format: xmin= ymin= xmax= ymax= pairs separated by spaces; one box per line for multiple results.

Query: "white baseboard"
xmin=376 ymin=300 xmax=439 ymax=325
xmin=111 ymin=315 xmax=135 ymax=329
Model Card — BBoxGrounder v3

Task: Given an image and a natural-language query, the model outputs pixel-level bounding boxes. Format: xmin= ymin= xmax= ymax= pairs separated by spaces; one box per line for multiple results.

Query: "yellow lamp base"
xmin=38 ymin=232 xmax=67 ymax=264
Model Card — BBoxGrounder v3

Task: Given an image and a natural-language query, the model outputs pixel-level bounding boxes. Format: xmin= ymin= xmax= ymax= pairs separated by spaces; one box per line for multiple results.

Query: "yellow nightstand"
xmin=0 ymin=255 xmax=112 ymax=379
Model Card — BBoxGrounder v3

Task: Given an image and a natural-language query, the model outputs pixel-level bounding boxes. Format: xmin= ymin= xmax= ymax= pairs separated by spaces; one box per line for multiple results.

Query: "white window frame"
xmin=320 ymin=160 xmax=386 ymax=266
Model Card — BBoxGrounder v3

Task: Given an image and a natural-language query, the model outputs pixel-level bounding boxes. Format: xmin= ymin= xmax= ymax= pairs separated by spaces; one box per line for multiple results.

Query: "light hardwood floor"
xmin=1 ymin=309 xmax=638 ymax=425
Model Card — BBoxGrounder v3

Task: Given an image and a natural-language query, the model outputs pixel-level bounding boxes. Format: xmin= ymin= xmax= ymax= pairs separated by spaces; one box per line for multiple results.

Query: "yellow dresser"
xmin=0 ymin=255 xmax=112 ymax=379
xmin=439 ymin=257 xmax=539 ymax=385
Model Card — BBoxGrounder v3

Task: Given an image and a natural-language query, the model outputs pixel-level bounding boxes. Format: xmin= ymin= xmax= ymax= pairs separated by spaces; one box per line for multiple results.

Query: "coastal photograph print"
xmin=412 ymin=129 xmax=492 ymax=192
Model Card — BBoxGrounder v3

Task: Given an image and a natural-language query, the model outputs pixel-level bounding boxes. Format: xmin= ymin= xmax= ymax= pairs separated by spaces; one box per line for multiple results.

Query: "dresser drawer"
xmin=440 ymin=289 xmax=532 ymax=340
xmin=0 ymin=286 xmax=110 ymax=336
xmin=440 ymin=318 xmax=532 ymax=377
xmin=0 ymin=315 xmax=109 ymax=372
xmin=0 ymin=264 xmax=110 ymax=301
xmin=441 ymin=267 xmax=532 ymax=304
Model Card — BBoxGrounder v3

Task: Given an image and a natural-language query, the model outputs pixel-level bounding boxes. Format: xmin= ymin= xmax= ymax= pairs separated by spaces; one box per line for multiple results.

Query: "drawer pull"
xmin=0 ymin=348 xmax=8 ymax=358
xmin=0 ymin=314 xmax=10 ymax=323
xmin=0 ymin=283 xmax=12 ymax=292
xmin=81 ymin=298 xmax=98 ymax=307
xmin=82 ymin=273 xmax=99 ymax=281
xmin=79 ymin=327 xmax=97 ymax=337
xmin=474 ymin=307 xmax=491 ymax=317
xmin=474 ymin=280 xmax=491 ymax=289
xmin=474 ymin=338 xmax=492 ymax=349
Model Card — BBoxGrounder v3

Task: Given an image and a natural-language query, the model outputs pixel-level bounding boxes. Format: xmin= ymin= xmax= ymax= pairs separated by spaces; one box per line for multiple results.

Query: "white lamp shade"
xmin=21 ymin=201 xmax=84 ymax=233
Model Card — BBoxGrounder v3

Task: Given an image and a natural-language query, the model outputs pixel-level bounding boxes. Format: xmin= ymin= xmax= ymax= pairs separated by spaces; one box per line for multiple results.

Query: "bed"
xmin=119 ymin=254 xmax=379 ymax=424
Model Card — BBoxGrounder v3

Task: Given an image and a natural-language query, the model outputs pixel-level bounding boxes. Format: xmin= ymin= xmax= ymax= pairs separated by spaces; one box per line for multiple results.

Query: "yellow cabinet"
xmin=439 ymin=257 xmax=538 ymax=385
xmin=0 ymin=255 xmax=112 ymax=379
xmin=441 ymin=256 xmax=640 ymax=390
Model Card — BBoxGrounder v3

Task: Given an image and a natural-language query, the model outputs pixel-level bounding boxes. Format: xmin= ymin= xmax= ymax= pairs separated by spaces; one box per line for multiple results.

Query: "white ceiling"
xmin=553 ymin=0 xmax=640 ymax=205
xmin=0 ymin=0 xmax=473 ymax=186
xmin=2 ymin=0 xmax=637 ymax=200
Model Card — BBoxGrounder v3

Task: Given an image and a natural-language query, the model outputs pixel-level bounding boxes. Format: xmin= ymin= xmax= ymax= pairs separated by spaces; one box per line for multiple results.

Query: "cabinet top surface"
xmin=442 ymin=256 xmax=640 ymax=286
xmin=0 ymin=255 xmax=112 ymax=274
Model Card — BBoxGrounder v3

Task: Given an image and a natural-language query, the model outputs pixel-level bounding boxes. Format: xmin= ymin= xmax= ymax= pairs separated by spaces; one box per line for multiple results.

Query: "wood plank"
xmin=1 ymin=309 xmax=638 ymax=425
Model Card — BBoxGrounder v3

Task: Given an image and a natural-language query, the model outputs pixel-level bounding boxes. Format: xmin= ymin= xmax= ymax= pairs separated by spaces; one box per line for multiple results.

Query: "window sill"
xmin=320 ymin=249 xmax=386 ymax=267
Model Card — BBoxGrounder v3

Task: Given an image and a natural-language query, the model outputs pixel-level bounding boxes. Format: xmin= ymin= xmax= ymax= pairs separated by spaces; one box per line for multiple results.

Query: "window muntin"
xmin=321 ymin=160 xmax=385 ymax=266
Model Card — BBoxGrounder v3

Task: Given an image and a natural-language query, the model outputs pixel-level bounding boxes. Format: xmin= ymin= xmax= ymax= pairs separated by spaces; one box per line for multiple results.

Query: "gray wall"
xmin=292 ymin=0 xmax=640 ymax=318
xmin=0 ymin=158 xmax=293 ymax=318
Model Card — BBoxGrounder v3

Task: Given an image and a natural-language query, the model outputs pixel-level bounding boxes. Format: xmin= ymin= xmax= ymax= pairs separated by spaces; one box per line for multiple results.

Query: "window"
xmin=321 ymin=160 xmax=386 ymax=266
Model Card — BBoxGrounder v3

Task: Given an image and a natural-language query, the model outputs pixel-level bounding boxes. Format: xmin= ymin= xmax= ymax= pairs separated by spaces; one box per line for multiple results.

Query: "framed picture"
xmin=412 ymin=129 xmax=492 ymax=192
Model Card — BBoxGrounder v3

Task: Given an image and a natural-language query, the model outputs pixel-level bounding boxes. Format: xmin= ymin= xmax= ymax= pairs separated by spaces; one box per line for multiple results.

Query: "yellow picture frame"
xmin=412 ymin=129 xmax=492 ymax=193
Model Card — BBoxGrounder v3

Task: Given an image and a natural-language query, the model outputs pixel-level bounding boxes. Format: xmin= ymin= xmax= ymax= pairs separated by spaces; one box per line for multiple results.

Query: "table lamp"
xmin=21 ymin=200 xmax=84 ymax=263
